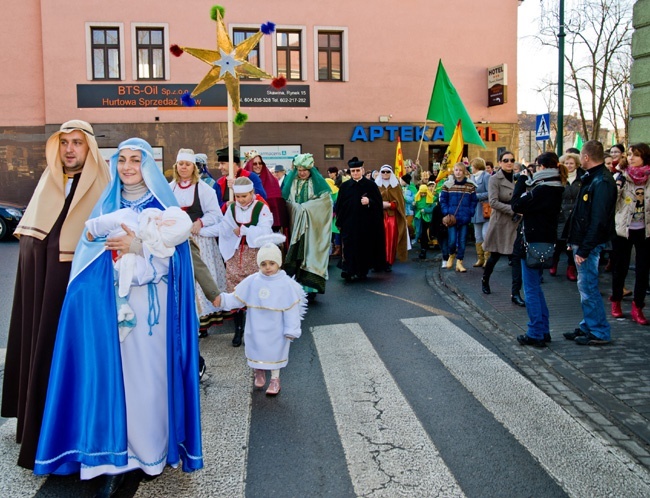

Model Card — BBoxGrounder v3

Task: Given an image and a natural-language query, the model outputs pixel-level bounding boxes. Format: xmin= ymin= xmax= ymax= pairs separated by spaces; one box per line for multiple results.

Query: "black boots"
xmin=94 ymin=474 xmax=126 ymax=498
xmin=232 ymin=310 xmax=245 ymax=347
xmin=511 ymin=293 xmax=526 ymax=307
xmin=482 ymin=276 xmax=491 ymax=294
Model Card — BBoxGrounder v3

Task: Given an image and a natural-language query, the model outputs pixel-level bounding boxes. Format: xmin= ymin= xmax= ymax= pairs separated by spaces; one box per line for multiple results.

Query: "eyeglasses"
xmin=501 ymin=158 xmax=515 ymax=163
xmin=381 ymin=171 xmax=391 ymax=174
xmin=253 ymin=161 xmax=262 ymax=165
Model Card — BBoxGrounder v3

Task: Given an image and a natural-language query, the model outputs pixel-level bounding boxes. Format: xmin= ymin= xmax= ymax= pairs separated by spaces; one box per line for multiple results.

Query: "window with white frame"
xmin=232 ymin=27 xmax=262 ymax=79
xmin=131 ymin=23 xmax=170 ymax=81
xmin=90 ymin=26 xmax=121 ymax=80
xmin=314 ymin=26 xmax=348 ymax=82
xmin=86 ymin=23 xmax=125 ymax=81
xmin=274 ymin=27 xmax=306 ymax=81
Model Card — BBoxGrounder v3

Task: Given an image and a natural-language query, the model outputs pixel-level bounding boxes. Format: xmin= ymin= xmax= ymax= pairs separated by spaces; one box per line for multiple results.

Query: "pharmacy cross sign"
xmin=535 ymin=113 xmax=551 ymax=141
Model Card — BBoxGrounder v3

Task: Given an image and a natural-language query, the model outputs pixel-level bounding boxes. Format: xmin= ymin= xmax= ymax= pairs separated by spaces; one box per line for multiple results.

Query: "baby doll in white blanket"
xmin=85 ymin=206 xmax=192 ymax=341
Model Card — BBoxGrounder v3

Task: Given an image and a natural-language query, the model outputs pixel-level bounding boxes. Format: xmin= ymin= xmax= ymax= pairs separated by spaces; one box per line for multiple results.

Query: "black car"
xmin=0 ymin=201 xmax=25 ymax=240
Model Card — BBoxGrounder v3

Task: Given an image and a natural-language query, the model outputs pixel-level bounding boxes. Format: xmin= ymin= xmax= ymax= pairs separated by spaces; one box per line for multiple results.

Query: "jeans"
xmin=521 ymin=260 xmax=549 ymax=340
xmin=572 ymin=244 xmax=611 ymax=340
xmin=473 ymin=221 xmax=489 ymax=244
xmin=448 ymin=224 xmax=468 ymax=260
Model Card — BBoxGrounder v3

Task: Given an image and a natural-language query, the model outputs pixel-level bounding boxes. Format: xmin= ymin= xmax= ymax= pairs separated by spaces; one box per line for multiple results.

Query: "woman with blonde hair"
xmin=550 ymin=152 xmax=583 ymax=280
xmin=170 ymin=148 xmax=227 ymax=332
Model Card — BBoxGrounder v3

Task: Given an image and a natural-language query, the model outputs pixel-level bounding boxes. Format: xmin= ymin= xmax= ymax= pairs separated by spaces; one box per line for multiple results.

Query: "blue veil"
xmin=34 ymin=138 xmax=203 ymax=475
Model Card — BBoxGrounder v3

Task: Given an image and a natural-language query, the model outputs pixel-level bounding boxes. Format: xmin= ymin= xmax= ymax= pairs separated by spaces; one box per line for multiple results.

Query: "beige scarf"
xmin=15 ymin=120 xmax=111 ymax=261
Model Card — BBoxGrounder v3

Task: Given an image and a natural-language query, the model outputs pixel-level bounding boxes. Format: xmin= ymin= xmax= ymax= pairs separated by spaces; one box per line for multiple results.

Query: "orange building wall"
xmin=2 ymin=0 xmax=518 ymax=126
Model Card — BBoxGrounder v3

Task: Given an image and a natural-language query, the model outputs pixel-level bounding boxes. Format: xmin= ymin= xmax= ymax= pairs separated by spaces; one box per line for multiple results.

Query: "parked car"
xmin=0 ymin=201 xmax=25 ymax=240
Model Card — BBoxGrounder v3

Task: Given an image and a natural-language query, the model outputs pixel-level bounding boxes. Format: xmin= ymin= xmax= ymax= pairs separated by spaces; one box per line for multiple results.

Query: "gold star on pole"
xmin=178 ymin=9 xmax=274 ymax=113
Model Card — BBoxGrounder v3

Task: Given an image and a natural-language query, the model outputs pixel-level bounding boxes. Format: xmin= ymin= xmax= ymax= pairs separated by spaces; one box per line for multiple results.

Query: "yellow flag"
xmin=394 ymin=136 xmax=404 ymax=179
xmin=446 ymin=120 xmax=464 ymax=166
xmin=436 ymin=120 xmax=464 ymax=184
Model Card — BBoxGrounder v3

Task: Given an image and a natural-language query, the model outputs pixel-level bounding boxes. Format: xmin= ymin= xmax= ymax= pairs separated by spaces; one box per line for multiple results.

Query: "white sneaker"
xmin=441 ymin=259 xmax=447 ymax=269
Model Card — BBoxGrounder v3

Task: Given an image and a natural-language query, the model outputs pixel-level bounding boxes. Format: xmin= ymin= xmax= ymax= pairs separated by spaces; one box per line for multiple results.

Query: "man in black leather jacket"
xmin=564 ymin=140 xmax=617 ymax=345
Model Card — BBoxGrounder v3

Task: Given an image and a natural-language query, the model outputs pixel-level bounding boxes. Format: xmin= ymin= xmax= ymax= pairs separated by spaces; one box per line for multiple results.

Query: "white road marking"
xmin=405 ymin=315 xmax=650 ymax=498
xmin=313 ymin=323 xmax=465 ymax=497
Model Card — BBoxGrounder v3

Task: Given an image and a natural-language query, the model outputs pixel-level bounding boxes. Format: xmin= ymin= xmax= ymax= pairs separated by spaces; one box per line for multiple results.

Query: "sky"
xmin=517 ymin=1 xmax=557 ymax=115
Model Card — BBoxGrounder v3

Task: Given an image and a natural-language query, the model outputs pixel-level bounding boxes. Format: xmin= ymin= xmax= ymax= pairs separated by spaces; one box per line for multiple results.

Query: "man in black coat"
xmin=564 ymin=140 xmax=617 ymax=346
xmin=335 ymin=157 xmax=386 ymax=281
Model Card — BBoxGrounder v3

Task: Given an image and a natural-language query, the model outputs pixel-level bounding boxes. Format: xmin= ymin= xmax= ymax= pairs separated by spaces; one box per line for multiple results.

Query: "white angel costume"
xmin=220 ymin=268 xmax=307 ymax=369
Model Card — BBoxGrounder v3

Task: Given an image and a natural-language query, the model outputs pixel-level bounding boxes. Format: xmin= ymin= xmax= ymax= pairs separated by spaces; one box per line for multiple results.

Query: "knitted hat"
xmin=257 ymin=243 xmax=283 ymax=267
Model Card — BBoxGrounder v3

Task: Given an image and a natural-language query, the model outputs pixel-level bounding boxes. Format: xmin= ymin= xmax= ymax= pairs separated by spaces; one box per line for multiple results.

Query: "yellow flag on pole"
xmin=446 ymin=120 xmax=464 ymax=165
xmin=436 ymin=120 xmax=464 ymax=185
xmin=394 ymin=136 xmax=404 ymax=178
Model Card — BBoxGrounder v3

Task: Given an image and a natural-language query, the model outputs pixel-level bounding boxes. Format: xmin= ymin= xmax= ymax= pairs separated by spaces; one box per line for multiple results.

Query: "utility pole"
xmin=557 ymin=0 xmax=565 ymax=154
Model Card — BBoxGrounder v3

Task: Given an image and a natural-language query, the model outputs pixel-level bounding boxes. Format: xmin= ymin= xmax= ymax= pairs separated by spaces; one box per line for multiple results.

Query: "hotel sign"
xmin=487 ymin=63 xmax=508 ymax=107
xmin=76 ymin=84 xmax=310 ymax=108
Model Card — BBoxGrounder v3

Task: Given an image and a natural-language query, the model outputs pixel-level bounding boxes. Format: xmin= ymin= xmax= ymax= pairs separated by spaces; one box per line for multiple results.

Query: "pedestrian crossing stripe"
xmin=3 ymin=320 xmax=650 ymax=497
xmin=406 ymin=315 xmax=650 ymax=497
xmin=312 ymin=322 xmax=465 ymax=497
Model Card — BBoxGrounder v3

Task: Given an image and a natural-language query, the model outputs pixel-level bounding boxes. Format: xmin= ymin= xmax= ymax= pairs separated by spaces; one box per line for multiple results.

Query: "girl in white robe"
xmin=216 ymin=240 xmax=306 ymax=395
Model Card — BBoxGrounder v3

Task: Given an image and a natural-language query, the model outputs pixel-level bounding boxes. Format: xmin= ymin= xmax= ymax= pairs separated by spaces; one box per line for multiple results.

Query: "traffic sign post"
xmin=535 ymin=114 xmax=551 ymax=142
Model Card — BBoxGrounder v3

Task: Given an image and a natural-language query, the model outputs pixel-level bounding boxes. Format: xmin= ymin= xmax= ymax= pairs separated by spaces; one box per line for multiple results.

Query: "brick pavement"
xmin=424 ymin=245 xmax=650 ymax=473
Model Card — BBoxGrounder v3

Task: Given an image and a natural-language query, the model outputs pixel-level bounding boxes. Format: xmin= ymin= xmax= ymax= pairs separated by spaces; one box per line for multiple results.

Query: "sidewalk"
xmin=427 ymin=244 xmax=650 ymax=471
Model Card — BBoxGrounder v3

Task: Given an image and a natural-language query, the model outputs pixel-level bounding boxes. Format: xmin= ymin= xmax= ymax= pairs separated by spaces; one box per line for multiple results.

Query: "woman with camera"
xmin=511 ymin=152 xmax=566 ymax=347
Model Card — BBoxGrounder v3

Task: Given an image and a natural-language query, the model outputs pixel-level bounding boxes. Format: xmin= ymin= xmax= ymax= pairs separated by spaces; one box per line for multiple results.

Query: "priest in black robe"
xmin=335 ymin=157 xmax=386 ymax=280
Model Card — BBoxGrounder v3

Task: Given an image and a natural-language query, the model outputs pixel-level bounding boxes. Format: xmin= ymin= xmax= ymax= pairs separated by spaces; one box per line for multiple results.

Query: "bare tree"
xmin=536 ymin=0 xmax=632 ymax=141
xmin=603 ymin=50 xmax=631 ymax=145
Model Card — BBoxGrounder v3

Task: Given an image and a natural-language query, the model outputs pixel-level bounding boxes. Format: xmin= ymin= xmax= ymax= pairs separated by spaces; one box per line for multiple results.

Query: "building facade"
xmin=0 ymin=0 xmax=521 ymax=204
xmin=631 ymin=0 xmax=650 ymax=144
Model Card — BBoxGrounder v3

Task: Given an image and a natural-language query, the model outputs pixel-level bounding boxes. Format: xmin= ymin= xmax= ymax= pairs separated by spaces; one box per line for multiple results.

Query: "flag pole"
xmin=227 ymin=97 xmax=234 ymax=200
xmin=416 ymin=120 xmax=428 ymax=166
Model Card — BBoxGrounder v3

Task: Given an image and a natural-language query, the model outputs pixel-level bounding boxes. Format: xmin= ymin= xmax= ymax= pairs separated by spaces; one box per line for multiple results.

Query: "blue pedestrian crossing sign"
xmin=535 ymin=114 xmax=551 ymax=141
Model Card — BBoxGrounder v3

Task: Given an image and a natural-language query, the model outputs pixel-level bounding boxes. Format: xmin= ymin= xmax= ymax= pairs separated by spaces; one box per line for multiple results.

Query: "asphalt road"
xmin=1 ymin=243 xmax=648 ymax=497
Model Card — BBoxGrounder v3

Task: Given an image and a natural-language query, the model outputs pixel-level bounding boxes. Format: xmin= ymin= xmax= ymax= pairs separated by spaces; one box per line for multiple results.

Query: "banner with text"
xmin=77 ymin=84 xmax=310 ymax=108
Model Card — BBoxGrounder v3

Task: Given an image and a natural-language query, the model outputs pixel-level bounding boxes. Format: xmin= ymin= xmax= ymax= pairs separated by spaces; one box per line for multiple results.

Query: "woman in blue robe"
xmin=34 ymin=138 xmax=203 ymax=492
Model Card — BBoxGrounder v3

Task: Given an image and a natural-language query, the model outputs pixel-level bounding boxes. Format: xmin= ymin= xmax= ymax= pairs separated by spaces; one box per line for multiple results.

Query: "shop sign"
xmin=77 ymin=84 xmax=310 ymax=108
xmin=350 ymin=125 xmax=499 ymax=142
xmin=487 ymin=63 xmax=508 ymax=107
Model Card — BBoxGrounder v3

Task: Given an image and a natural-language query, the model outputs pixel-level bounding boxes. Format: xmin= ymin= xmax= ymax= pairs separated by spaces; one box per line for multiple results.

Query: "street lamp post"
xmin=557 ymin=0 xmax=565 ymax=154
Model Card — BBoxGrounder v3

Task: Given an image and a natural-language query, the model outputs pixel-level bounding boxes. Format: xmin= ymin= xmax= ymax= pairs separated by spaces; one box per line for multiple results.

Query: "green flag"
xmin=573 ymin=133 xmax=583 ymax=150
xmin=426 ymin=60 xmax=486 ymax=148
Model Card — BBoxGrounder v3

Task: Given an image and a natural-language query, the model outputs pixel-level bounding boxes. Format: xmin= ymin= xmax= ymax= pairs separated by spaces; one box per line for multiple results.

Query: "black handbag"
xmin=523 ymin=229 xmax=555 ymax=269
